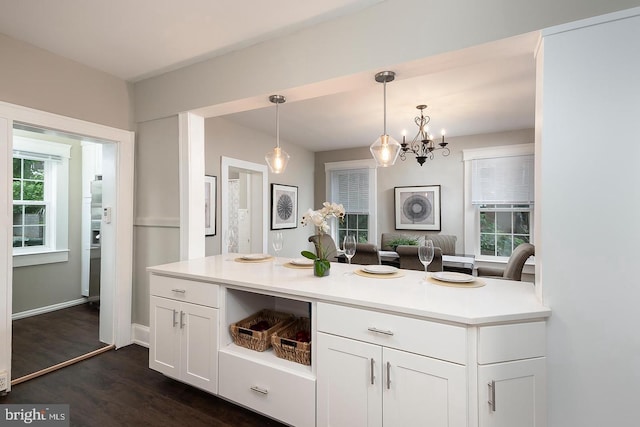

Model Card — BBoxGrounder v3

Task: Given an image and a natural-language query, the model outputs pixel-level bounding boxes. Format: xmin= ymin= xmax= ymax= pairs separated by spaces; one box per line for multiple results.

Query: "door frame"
xmin=0 ymin=101 xmax=134 ymax=391
xmin=221 ymin=156 xmax=268 ymax=254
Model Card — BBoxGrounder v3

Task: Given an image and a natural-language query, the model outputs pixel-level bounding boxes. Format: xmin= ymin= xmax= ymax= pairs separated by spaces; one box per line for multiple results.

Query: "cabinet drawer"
xmin=219 ymin=351 xmax=315 ymax=427
xmin=150 ymin=274 xmax=219 ymax=307
xmin=478 ymin=321 xmax=546 ymax=364
xmin=317 ymin=302 xmax=467 ymax=365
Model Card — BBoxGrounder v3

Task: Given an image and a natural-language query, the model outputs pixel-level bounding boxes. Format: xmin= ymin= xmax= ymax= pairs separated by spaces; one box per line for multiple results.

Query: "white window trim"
xmin=463 ymin=144 xmax=535 ymax=271
xmin=12 ymin=136 xmax=70 ymax=267
xmin=325 ymin=159 xmax=377 ymax=244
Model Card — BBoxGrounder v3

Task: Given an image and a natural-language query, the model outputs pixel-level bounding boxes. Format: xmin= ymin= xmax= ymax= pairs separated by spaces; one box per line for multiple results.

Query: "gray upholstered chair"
xmin=308 ymin=234 xmax=338 ymax=262
xmin=350 ymin=243 xmax=381 ymax=265
xmin=396 ymin=245 xmax=443 ymax=272
xmin=477 ymin=243 xmax=535 ymax=281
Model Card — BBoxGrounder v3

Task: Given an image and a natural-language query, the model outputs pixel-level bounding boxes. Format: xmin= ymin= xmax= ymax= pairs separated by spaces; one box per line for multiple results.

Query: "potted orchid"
xmin=300 ymin=202 xmax=345 ymax=277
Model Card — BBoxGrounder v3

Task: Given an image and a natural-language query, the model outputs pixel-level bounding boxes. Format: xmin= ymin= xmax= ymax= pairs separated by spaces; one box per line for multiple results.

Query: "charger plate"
xmin=283 ymin=262 xmax=313 ymax=269
xmin=354 ymin=269 xmax=405 ymax=279
xmin=427 ymin=276 xmax=485 ymax=288
xmin=234 ymin=255 xmax=273 ymax=263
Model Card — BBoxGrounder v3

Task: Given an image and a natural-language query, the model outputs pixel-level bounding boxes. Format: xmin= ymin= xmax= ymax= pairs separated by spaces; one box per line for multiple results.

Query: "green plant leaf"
xmin=301 ymin=250 xmax=318 ymax=260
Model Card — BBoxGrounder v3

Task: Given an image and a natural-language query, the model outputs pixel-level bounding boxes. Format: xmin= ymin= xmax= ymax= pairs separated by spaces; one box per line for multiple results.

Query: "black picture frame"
xmin=394 ymin=185 xmax=441 ymax=231
xmin=271 ymin=183 xmax=298 ymax=230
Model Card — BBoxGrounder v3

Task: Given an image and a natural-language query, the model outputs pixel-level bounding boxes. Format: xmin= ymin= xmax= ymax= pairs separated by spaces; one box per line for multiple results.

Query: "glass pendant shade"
xmin=265 ymin=146 xmax=290 ymax=174
xmin=370 ymin=134 xmax=401 ymax=167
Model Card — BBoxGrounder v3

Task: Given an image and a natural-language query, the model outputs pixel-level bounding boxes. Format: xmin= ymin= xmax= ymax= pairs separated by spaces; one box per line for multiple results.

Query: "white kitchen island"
xmin=147 ymin=255 xmax=550 ymax=427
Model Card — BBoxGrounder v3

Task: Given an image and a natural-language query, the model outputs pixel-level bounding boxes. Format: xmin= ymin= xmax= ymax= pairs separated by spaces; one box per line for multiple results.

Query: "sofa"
xmin=380 ymin=232 xmax=458 ymax=256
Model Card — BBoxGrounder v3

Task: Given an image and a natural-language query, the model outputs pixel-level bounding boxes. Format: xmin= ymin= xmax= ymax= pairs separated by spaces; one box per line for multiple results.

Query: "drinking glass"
xmin=343 ymin=235 xmax=356 ymax=265
xmin=272 ymin=231 xmax=284 ymax=264
xmin=418 ymin=240 xmax=434 ymax=273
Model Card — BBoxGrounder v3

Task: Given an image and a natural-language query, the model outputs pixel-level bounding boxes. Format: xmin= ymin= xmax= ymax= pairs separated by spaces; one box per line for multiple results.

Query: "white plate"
xmin=241 ymin=253 xmax=270 ymax=260
xmin=290 ymin=258 xmax=314 ymax=266
xmin=432 ymin=271 xmax=475 ymax=283
xmin=363 ymin=265 xmax=398 ymax=275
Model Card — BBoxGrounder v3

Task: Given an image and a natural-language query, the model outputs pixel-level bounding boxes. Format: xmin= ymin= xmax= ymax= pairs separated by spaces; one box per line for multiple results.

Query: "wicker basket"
xmin=271 ymin=317 xmax=311 ymax=365
xmin=230 ymin=309 xmax=295 ymax=352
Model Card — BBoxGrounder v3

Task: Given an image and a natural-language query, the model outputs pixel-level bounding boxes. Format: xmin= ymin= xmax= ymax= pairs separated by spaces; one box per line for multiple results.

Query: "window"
xmin=479 ymin=204 xmax=531 ymax=256
xmin=13 ymin=157 xmax=47 ymax=248
xmin=12 ymin=135 xmax=71 ymax=266
xmin=325 ymin=160 xmax=377 ymax=247
xmin=463 ymin=144 xmax=534 ymax=260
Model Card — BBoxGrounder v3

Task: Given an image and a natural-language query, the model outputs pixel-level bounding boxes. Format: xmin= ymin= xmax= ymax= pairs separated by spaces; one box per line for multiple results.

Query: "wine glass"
xmin=343 ymin=235 xmax=356 ymax=265
xmin=272 ymin=231 xmax=284 ymax=264
xmin=418 ymin=240 xmax=434 ymax=274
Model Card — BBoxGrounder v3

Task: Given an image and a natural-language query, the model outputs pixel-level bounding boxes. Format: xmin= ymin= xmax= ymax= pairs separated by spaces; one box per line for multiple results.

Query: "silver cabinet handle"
xmin=370 ymin=358 xmax=375 ymax=385
xmin=488 ymin=381 xmax=496 ymax=412
xmin=172 ymin=309 xmax=178 ymax=327
xmin=171 ymin=289 xmax=186 ymax=294
xmin=367 ymin=327 xmax=394 ymax=336
xmin=180 ymin=311 xmax=185 ymax=329
xmin=250 ymin=386 xmax=269 ymax=395
xmin=386 ymin=361 xmax=391 ymax=389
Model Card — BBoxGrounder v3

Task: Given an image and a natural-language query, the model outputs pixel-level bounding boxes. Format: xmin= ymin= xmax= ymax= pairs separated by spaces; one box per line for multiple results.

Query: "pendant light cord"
xmin=383 ymin=79 xmax=387 ymax=135
xmin=276 ymin=101 xmax=280 ymax=148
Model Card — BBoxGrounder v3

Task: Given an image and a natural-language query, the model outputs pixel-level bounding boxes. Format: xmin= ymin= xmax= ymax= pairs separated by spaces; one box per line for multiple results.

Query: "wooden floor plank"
xmin=1 ymin=345 xmax=288 ymax=427
xmin=11 ymin=303 xmax=107 ymax=379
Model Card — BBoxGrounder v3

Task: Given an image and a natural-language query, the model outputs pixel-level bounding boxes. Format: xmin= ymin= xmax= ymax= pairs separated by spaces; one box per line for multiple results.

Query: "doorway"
xmin=10 ymin=124 xmax=113 ymax=382
xmin=0 ymin=101 xmax=134 ymax=392
xmin=221 ymin=156 xmax=268 ymax=254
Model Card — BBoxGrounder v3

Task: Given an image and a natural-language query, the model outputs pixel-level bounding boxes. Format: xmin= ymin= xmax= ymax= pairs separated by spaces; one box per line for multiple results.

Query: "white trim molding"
xmin=12 ymin=297 xmax=86 ymax=321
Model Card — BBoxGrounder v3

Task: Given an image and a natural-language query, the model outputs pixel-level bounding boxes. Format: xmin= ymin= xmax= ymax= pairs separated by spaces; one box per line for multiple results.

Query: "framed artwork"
xmin=271 ymin=183 xmax=298 ymax=230
xmin=394 ymin=185 xmax=441 ymax=231
xmin=205 ymin=175 xmax=216 ymax=236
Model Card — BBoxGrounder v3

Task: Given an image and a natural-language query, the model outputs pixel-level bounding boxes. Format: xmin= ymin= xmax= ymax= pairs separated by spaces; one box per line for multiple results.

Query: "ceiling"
xmin=0 ymin=0 xmax=539 ymax=152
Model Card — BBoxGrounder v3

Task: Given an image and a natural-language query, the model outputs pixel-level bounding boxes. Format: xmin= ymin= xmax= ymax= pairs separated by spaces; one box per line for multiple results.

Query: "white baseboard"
xmin=131 ymin=323 xmax=149 ymax=348
xmin=12 ymin=298 xmax=87 ymax=320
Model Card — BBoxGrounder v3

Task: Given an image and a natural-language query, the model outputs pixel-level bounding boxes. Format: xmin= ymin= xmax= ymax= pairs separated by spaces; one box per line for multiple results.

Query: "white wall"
xmin=0 ymin=33 xmax=132 ymax=130
xmin=132 ymin=116 xmax=181 ymax=326
xmin=315 ymin=129 xmax=534 ymax=252
xmin=133 ymin=0 xmax=640 ymax=123
xmin=204 ymin=117 xmax=315 ymax=259
xmin=539 ymin=9 xmax=640 ymax=426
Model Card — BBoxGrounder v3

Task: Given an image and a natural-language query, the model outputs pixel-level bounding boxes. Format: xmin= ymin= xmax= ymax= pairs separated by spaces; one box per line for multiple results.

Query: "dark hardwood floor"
xmin=11 ymin=303 xmax=108 ymax=379
xmin=1 ymin=344 xmax=287 ymax=427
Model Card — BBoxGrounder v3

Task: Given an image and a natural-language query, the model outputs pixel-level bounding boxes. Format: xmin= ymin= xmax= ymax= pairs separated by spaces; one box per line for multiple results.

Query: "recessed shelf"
xmin=220 ymin=343 xmax=314 ymax=379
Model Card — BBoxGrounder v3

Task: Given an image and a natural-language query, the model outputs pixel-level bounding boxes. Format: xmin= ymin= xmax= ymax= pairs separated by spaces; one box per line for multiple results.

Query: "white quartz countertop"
xmin=147 ymin=254 xmax=550 ymax=326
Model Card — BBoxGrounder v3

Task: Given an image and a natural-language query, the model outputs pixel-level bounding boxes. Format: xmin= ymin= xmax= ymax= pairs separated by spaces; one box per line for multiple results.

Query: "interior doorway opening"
xmin=0 ymin=101 xmax=134 ymax=393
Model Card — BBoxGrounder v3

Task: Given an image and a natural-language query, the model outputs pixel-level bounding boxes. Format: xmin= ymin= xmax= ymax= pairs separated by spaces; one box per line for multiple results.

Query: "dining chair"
xmin=477 ymin=242 xmax=535 ymax=281
xmin=396 ymin=245 xmax=443 ymax=272
xmin=308 ymin=234 xmax=339 ymax=262
xmin=350 ymin=243 xmax=381 ymax=265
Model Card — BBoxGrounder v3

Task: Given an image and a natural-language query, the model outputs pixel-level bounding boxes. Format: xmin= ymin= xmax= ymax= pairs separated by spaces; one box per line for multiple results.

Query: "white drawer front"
xmin=478 ymin=321 xmax=546 ymax=364
xmin=150 ymin=274 xmax=219 ymax=307
xmin=219 ymin=351 xmax=315 ymax=427
xmin=317 ymin=302 xmax=467 ymax=365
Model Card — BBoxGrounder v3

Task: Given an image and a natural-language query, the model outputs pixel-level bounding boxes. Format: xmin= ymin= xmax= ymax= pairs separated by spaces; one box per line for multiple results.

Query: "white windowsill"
xmin=13 ymin=249 xmax=70 ymax=267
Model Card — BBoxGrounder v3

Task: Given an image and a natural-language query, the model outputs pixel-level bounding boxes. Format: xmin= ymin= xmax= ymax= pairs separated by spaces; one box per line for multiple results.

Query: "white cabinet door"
xmin=150 ymin=295 xmax=219 ymax=394
xmin=149 ymin=295 xmax=181 ymax=378
xmin=317 ymin=332 xmax=383 ymax=427
xmin=478 ymin=357 xmax=546 ymax=427
xmin=181 ymin=303 xmax=219 ymax=394
xmin=383 ymin=348 xmax=467 ymax=427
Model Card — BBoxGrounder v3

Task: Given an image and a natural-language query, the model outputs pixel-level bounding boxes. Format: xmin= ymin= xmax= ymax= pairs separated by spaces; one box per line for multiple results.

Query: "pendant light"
xmin=370 ymin=71 xmax=401 ymax=167
xmin=265 ymin=94 xmax=289 ymax=174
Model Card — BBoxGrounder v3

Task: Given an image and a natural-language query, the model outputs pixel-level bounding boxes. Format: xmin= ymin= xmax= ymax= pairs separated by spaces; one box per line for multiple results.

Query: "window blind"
xmin=471 ymin=155 xmax=534 ymax=204
xmin=331 ymin=168 xmax=369 ymax=213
